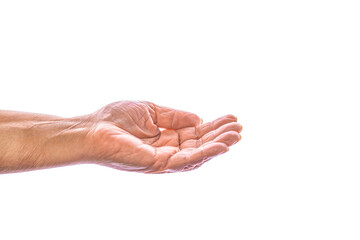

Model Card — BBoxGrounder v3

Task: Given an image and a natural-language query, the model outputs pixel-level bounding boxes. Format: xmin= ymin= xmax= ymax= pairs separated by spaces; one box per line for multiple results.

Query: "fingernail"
xmin=200 ymin=118 xmax=203 ymax=124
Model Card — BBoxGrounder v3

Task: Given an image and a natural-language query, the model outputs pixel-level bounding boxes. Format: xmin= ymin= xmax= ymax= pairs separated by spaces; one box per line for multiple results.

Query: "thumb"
xmin=149 ymin=103 xmax=202 ymax=129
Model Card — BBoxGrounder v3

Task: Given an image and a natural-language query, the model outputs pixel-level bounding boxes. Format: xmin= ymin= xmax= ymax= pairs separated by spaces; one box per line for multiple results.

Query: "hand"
xmin=88 ymin=101 xmax=242 ymax=173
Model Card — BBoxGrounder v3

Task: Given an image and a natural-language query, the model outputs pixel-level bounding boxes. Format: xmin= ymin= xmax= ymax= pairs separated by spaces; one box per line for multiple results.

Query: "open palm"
xmin=89 ymin=101 xmax=242 ymax=173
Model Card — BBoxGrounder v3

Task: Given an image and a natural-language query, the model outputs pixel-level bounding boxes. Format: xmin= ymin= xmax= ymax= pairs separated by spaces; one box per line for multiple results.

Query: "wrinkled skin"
xmin=88 ymin=101 xmax=242 ymax=173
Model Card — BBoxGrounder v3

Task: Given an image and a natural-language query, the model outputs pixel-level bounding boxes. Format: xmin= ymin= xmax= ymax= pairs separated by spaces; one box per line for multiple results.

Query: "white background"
xmin=1 ymin=0 xmax=359 ymax=239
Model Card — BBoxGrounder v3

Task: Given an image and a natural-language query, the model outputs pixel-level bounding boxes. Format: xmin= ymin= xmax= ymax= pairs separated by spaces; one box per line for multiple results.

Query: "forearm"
xmin=0 ymin=110 xmax=63 ymax=123
xmin=0 ymin=111 xmax=94 ymax=173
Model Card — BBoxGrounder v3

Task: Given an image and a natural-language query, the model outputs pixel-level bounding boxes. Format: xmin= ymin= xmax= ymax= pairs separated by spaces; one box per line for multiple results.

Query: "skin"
xmin=0 ymin=101 xmax=242 ymax=174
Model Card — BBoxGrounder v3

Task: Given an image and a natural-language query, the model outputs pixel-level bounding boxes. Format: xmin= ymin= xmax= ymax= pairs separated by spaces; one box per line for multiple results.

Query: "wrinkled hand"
xmin=88 ymin=101 xmax=242 ymax=173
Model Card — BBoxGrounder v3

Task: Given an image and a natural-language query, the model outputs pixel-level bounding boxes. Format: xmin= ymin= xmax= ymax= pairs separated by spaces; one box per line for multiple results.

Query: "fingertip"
xmin=204 ymin=142 xmax=228 ymax=156
xmin=219 ymin=144 xmax=229 ymax=155
xmin=217 ymin=142 xmax=229 ymax=154
xmin=181 ymin=113 xmax=201 ymax=128
xmin=230 ymin=131 xmax=241 ymax=145
xmin=191 ymin=114 xmax=202 ymax=126
xmin=231 ymin=123 xmax=242 ymax=133
xmin=225 ymin=114 xmax=237 ymax=122
xmin=213 ymin=131 xmax=241 ymax=147
xmin=233 ymin=131 xmax=242 ymax=144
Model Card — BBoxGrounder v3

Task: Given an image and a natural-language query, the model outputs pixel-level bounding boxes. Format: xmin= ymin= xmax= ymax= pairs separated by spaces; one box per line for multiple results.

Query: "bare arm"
xmin=0 ymin=101 xmax=242 ymax=174
xmin=0 ymin=111 xmax=94 ymax=173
